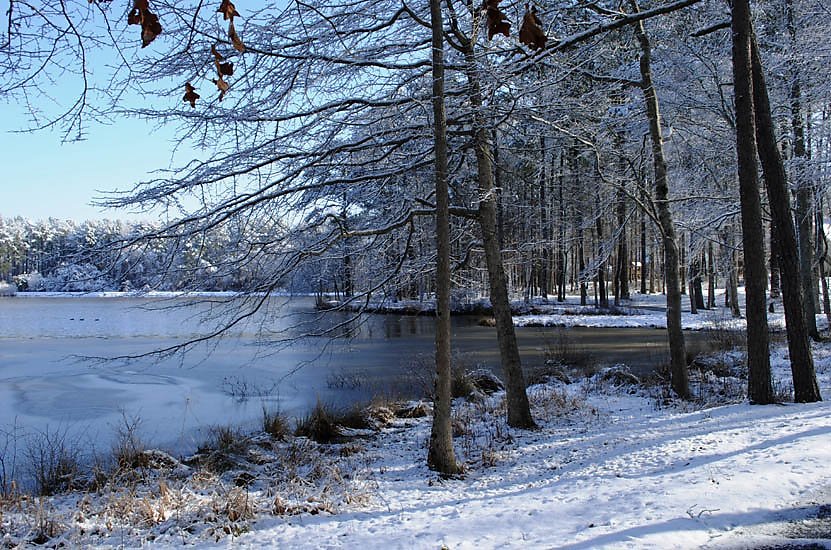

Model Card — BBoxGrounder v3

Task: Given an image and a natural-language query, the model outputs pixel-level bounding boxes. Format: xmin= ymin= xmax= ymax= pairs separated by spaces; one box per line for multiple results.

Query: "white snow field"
xmin=221 ymin=356 xmax=831 ymax=549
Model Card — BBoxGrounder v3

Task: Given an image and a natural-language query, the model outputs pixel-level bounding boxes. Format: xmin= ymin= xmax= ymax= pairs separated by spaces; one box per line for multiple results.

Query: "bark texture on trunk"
xmin=732 ymin=0 xmax=773 ymax=404
xmin=707 ymin=242 xmax=716 ymax=309
xmin=632 ymin=10 xmax=689 ymax=398
xmin=462 ymin=46 xmax=535 ymax=429
xmin=615 ymin=182 xmax=630 ymax=304
xmin=596 ymin=215 xmax=609 ymax=308
xmin=785 ymin=0 xmax=819 ymax=341
xmin=641 ymin=200 xmax=649 ymax=295
xmin=427 ymin=0 xmax=461 ymax=474
xmin=749 ymin=37 xmax=821 ymax=403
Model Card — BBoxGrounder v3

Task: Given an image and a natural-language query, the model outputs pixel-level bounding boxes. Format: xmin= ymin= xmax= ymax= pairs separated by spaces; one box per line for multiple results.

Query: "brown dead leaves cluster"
xmin=182 ymin=1 xmax=246 ymax=108
xmin=183 ymin=83 xmax=200 ymax=108
xmin=127 ymin=0 xmax=162 ymax=48
xmin=482 ymin=1 xmax=548 ymax=50
xmin=218 ymin=0 xmax=246 ymax=53
xmin=482 ymin=0 xmax=511 ymax=39
xmin=519 ymin=5 xmax=547 ymax=50
xmin=116 ymin=0 xmax=245 ymax=107
xmin=211 ymin=45 xmax=235 ymax=102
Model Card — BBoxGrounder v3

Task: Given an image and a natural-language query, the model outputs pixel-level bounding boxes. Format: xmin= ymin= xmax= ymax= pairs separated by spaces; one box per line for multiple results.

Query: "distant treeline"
xmin=0 ymin=216 xmax=295 ymax=292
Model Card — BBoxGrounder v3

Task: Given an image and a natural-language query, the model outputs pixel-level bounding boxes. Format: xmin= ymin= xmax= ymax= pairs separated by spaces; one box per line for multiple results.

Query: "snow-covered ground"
xmin=515 ymin=290 xmax=825 ymax=332
xmin=2 ymin=293 xmax=830 ymax=548
xmin=217 ymin=346 xmax=831 ymax=550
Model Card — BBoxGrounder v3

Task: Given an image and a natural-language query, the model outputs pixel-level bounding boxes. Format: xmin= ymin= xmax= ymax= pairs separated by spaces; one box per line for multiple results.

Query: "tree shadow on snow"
xmin=554 ymin=504 xmax=830 ymax=549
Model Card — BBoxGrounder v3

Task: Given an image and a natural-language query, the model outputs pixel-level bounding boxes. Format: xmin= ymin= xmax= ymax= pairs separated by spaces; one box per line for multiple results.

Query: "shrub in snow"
xmin=466 ymin=369 xmax=505 ymax=395
xmin=12 ymin=272 xmax=43 ymax=291
xmin=598 ymin=365 xmax=641 ymax=387
xmin=40 ymin=263 xmax=112 ymax=292
xmin=393 ymin=400 xmax=432 ymax=418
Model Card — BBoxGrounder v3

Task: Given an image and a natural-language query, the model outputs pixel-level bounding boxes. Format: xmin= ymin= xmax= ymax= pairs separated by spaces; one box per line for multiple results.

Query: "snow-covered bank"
xmin=2 ymin=337 xmax=830 ymax=548
xmin=226 ymin=355 xmax=831 ymax=549
xmin=513 ymin=291 xmax=826 ymax=332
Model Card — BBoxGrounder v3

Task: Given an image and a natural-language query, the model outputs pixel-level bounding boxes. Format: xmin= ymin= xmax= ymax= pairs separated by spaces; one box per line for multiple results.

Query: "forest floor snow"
xmin=222 ymin=355 xmax=831 ymax=549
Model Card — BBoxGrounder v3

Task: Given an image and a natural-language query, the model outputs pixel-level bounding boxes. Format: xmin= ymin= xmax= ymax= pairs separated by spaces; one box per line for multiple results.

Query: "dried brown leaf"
xmin=211 ymin=44 xmax=224 ymax=61
xmin=519 ymin=5 xmax=547 ymax=50
xmin=183 ymin=82 xmax=200 ymax=108
xmin=127 ymin=7 xmax=141 ymax=25
xmin=140 ymin=9 xmax=162 ymax=48
xmin=481 ymin=0 xmax=510 ymax=40
xmin=218 ymin=62 xmax=234 ymax=76
xmin=217 ymin=0 xmax=241 ymax=21
xmin=213 ymin=76 xmax=230 ymax=101
xmin=229 ymin=20 xmax=245 ymax=53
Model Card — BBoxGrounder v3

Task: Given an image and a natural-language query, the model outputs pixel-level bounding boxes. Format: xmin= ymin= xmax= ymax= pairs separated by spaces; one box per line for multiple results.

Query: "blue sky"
xmin=0 ymin=112 xmax=185 ymax=221
xmin=0 ymin=0 xmax=192 ymax=222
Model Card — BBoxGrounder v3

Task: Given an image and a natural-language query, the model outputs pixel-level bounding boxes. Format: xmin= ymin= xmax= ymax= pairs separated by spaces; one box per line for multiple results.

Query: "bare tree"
xmin=749 ymin=36 xmax=821 ymax=403
xmin=731 ymin=0 xmax=773 ymax=404
xmin=631 ymin=1 xmax=689 ymax=398
xmin=427 ymin=0 xmax=461 ymax=475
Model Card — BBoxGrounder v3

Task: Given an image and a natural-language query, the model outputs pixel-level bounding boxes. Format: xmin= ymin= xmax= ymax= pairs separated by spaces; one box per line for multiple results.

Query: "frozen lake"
xmin=0 ymin=294 xmax=455 ymax=456
xmin=0 ymin=295 xmax=704 ymax=458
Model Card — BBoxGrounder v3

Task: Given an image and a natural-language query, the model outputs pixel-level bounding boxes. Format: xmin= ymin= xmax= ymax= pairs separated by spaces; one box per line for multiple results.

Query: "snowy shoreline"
xmin=2 ymin=335 xmax=830 ymax=548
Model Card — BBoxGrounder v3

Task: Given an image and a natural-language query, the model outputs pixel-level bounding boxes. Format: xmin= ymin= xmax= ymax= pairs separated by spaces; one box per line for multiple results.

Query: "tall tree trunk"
xmin=632 ymin=8 xmax=689 ymax=398
xmin=427 ymin=0 xmax=460 ymax=474
xmin=680 ymin=233 xmax=687 ymax=296
xmin=650 ymin=240 xmax=656 ymax=294
xmin=794 ymin=129 xmax=819 ymax=338
xmin=816 ymin=198 xmax=831 ymax=328
xmin=539 ymin=137 xmax=550 ymax=299
xmin=641 ymin=188 xmax=649 ymax=295
xmin=689 ymin=255 xmax=698 ymax=315
xmin=579 ymin=229 xmax=588 ymax=305
xmin=726 ymin=230 xmax=742 ymax=318
xmin=749 ymin=36 xmax=821 ymax=403
xmin=615 ymin=181 xmax=630 ymax=304
xmin=732 ymin=0 xmax=773 ymax=404
xmin=785 ymin=0 xmax=819 ymax=340
xmin=341 ymin=195 xmax=354 ymax=298
xmin=690 ymin=255 xmax=704 ymax=312
xmin=577 ymin=155 xmax=588 ymax=305
xmin=596 ymin=215 xmax=609 ymax=308
xmin=694 ymin=253 xmax=706 ymax=310
xmin=558 ymin=154 xmax=567 ymax=302
xmin=493 ymin=128 xmax=505 ymax=250
xmin=462 ymin=45 xmax=535 ymax=428
xmin=707 ymin=242 xmax=716 ymax=309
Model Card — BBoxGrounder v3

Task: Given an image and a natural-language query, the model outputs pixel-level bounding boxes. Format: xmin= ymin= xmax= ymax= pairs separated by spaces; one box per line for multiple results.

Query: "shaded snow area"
xmin=2 ymin=341 xmax=830 ymax=548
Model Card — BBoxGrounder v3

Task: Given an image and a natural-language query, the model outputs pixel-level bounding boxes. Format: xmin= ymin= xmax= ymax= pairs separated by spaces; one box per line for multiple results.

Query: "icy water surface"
xmin=0 ymin=295 xmax=705 ymax=456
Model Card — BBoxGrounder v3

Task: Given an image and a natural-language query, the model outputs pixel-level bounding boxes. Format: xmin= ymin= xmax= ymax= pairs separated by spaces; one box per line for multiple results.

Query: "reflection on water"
xmin=0 ymin=296 xmax=711 ymax=457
